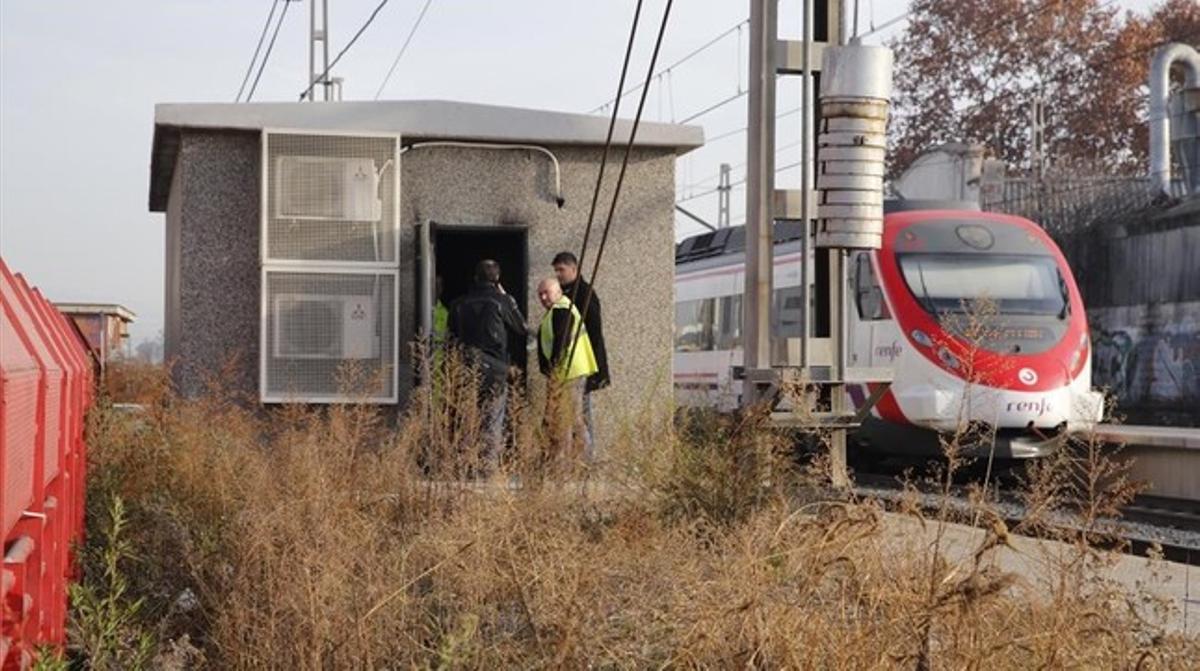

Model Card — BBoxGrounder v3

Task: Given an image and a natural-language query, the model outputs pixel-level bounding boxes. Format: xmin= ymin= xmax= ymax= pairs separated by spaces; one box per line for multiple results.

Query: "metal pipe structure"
xmin=742 ymin=0 xmax=777 ymax=394
xmin=799 ymin=0 xmax=814 ymax=369
xmin=1148 ymin=43 xmax=1200 ymax=195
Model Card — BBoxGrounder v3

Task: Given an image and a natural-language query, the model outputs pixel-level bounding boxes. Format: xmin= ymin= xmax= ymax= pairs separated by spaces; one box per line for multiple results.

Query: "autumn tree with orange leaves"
xmin=888 ymin=0 xmax=1200 ymax=178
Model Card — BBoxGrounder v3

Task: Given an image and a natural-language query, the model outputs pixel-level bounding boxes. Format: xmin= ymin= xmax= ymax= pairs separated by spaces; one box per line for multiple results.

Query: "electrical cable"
xmin=299 ymin=0 xmax=392 ymax=101
xmin=374 ymin=0 xmax=435 ymax=100
xmin=568 ymin=0 xmax=676 ymax=369
xmin=678 ymin=89 xmax=749 ymax=124
xmin=247 ymin=0 xmax=293 ymax=102
xmin=236 ymin=0 xmax=281 ymax=102
xmin=567 ymin=0 xmax=646 ymax=331
xmin=588 ymin=17 xmax=747 ymax=114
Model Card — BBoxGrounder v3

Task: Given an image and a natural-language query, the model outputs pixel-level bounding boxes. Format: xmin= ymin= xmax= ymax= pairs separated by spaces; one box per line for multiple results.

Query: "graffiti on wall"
xmin=1092 ymin=319 xmax=1200 ymax=407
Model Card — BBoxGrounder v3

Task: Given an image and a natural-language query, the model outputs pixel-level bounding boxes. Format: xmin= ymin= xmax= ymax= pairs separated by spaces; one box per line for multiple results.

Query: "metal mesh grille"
xmin=263 ymin=271 xmax=396 ymax=401
xmin=265 ymin=132 xmax=398 ymax=263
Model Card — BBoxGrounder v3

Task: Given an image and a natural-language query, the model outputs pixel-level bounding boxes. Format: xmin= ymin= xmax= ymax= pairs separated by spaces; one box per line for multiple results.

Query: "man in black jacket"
xmin=447 ymin=259 xmax=528 ymax=466
xmin=552 ymin=251 xmax=611 ymax=448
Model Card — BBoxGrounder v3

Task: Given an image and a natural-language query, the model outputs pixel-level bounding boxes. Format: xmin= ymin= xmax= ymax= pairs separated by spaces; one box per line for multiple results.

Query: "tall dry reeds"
xmin=65 ymin=354 xmax=1198 ymax=669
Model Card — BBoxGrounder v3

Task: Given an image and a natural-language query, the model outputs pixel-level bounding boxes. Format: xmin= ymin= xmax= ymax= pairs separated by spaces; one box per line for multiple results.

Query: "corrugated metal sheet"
xmin=1 ymin=257 xmax=93 ymax=665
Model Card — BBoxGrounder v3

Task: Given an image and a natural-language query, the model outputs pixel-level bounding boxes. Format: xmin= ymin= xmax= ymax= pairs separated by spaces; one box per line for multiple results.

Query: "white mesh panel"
xmin=265 ymin=133 xmax=398 ymax=263
xmin=263 ymin=271 xmax=396 ymax=402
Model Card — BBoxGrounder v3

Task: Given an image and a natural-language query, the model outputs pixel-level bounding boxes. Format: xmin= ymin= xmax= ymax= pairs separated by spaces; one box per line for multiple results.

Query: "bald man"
xmin=536 ymin=277 xmax=599 ymax=460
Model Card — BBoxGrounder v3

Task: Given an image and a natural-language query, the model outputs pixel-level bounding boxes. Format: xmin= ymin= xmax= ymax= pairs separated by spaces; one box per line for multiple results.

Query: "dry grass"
xmin=70 ymin=355 xmax=1199 ymax=669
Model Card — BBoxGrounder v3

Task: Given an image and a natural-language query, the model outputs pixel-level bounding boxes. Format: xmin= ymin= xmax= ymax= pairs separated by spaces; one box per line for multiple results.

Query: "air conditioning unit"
xmin=275 ymin=156 xmax=382 ymax=222
xmin=272 ymin=293 xmax=379 ymax=359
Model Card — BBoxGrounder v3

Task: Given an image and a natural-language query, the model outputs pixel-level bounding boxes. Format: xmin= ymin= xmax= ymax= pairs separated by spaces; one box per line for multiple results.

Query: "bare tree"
xmin=888 ymin=0 xmax=1200 ymax=178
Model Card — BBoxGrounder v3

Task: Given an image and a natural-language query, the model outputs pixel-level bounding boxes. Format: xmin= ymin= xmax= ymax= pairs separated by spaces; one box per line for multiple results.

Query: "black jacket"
xmin=560 ymin=277 xmax=611 ymax=391
xmin=447 ymin=283 xmax=527 ymax=373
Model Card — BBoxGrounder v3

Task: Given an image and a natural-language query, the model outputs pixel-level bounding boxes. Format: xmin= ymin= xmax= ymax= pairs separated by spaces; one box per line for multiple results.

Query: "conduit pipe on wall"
xmin=1148 ymin=42 xmax=1200 ymax=196
xmin=400 ymin=141 xmax=565 ymax=207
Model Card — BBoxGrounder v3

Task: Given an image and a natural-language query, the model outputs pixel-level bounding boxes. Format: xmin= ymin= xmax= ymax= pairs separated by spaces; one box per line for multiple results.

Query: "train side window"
xmin=855 ymin=253 xmax=888 ymax=321
xmin=771 ymin=287 xmax=804 ymax=337
xmin=675 ymin=298 xmax=716 ymax=351
xmin=714 ymin=295 xmax=742 ymax=350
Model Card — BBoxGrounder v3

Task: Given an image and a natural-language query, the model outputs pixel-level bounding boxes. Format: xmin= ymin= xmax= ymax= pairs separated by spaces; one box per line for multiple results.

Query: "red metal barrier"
xmin=1 ymin=258 xmax=93 ymax=668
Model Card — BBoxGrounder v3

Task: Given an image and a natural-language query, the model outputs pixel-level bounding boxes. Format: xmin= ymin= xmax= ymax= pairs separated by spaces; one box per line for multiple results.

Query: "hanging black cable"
xmin=236 ymin=0 xmax=281 ymax=102
xmin=298 ymin=0 xmax=392 ymax=101
xmin=567 ymin=0 xmax=645 ymax=323
xmin=568 ymin=0 xmax=675 ymax=367
xmin=374 ymin=0 xmax=436 ymax=100
xmin=247 ymin=0 xmax=293 ymax=102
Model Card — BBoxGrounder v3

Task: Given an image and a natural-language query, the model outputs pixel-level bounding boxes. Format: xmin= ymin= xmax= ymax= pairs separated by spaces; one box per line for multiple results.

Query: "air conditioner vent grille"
xmin=263 ymin=271 xmax=396 ymax=402
xmin=264 ymin=133 xmax=398 ymax=263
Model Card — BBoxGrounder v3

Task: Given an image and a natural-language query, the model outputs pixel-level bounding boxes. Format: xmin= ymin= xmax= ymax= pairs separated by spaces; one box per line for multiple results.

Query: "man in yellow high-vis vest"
xmin=536 ymin=278 xmax=598 ymax=460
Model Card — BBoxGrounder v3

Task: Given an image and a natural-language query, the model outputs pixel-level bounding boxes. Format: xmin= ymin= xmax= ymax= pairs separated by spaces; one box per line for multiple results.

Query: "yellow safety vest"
xmin=540 ymin=296 xmax=599 ymax=381
xmin=432 ymin=300 xmax=449 ymax=345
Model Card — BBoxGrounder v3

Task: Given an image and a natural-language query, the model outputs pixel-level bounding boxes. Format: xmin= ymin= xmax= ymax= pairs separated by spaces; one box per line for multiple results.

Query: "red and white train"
xmin=673 ymin=202 xmax=1104 ymax=458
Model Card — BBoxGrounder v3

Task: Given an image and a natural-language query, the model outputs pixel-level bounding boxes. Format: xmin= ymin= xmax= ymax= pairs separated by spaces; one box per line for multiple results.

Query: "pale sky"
xmin=0 ymin=0 xmax=1158 ymax=343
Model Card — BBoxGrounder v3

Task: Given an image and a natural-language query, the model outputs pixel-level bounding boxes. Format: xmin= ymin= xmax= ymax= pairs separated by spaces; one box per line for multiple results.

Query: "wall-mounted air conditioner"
xmin=275 ymin=156 xmax=383 ymax=222
xmin=272 ymin=293 xmax=379 ymax=360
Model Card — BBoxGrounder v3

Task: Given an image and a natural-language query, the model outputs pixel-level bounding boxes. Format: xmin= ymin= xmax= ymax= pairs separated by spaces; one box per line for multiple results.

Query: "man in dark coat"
xmin=552 ymin=251 xmax=611 ymax=448
xmin=447 ymin=259 xmax=528 ymax=466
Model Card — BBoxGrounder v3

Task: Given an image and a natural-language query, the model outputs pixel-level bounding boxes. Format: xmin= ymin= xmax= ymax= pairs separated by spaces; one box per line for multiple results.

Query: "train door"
xmin=855 ymin=250 xmax=901 ymax=368
xmin=849 ymin=252 xmax=876 ymax=367
xmin=416 ymin=222 xmax=530 ymax=374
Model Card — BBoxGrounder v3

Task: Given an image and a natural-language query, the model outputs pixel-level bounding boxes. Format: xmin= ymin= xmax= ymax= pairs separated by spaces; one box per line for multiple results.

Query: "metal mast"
xmin=740 ymin=0 xmax=892 ymax=487
xmin=718 ymin=163 xmax=733 ymax=228
xmin=308 ymin=0 xmax=332 ymax=101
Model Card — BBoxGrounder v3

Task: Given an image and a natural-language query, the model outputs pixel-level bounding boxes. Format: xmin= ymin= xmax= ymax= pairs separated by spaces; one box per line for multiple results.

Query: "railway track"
xmin=848 ymin=467 xmax=1200 ymax=566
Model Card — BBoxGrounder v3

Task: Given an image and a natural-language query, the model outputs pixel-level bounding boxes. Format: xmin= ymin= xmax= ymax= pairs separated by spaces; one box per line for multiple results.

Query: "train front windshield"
xmin=898 ymin=253 xmax=1068 ymax=316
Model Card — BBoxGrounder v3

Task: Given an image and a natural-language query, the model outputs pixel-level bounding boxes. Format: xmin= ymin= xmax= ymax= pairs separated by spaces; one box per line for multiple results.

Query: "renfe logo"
xmin=1007 ymin=398 xmax=1053 ymax=416
xmin=874 ymin=341 xmax=903 ymax=361
xmin=1018 ymin=367 xmax=1038 ymax=385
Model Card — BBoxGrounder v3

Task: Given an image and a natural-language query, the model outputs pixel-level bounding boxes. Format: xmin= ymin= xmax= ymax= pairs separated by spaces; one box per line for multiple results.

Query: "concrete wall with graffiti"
xmin=1090 ymin=301 xmax=1200 ymax=425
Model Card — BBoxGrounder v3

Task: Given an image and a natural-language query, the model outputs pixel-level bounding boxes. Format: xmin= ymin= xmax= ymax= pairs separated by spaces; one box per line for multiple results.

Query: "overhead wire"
xmin=374 ymin=0 xmax=436 ymax=100
xmin=569 ymin=0 xmax=676 ymax=369
xmin=247 ymin=0 xmax=294 ymax=102
xmin=588 ymin=17 xmax=747 ymax=114
xmin=298 ymin=0 xmax=392 ymax=101
xmin=236 ymin=0 xmax=281 ymax=102
xmin=568 ymin=0 xmax=646 ymax=328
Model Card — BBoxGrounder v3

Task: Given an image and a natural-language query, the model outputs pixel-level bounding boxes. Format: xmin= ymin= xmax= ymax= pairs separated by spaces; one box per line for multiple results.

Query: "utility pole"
xmin=308 ymin=0 xmax=332 ymax=101
xmin=740 ymin=0 xmax=892 ymax=488
xmin=717 ymin=163 xmax=732 ymax=228
xmin=1030 ymin=93 xmax=1047 ymax=180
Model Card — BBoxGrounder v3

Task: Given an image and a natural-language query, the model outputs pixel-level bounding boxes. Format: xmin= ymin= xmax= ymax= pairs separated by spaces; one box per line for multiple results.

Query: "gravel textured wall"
xmin=174 ymin=131 xmax=261 ymax=397
xmin=167 ymin=132 xmax=678 ymax=450
xmin=398 ymin=145 xmax=678 ymax=447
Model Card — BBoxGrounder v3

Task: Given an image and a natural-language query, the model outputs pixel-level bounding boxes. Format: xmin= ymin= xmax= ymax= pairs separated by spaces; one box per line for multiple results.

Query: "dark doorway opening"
xmin=431 ymin=224 xmax=529 ymax=371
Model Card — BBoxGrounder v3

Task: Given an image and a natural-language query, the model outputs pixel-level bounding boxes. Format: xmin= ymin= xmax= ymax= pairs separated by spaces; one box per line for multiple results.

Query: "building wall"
xmin=397 ymin=145 xmax=678 ymax=444
xmin=167 ymin=132 xmax=679 ymax=445
xmin=1090 ymin=301 xmax=1200 ymax=426
xmin=164 ymin=156 xmax=182 ymax=366
xmin=173 ymin=131 xmax=261 ymax=396
xmin=1052 ymin=205 xmax=1200 ymax=426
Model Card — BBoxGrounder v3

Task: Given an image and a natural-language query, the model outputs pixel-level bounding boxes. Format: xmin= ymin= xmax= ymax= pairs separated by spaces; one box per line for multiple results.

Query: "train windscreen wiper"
xmin=915 ymin=261 xmax=940 ymax=315
xmin=1057 ymin=270 xmax=1070 ymax=320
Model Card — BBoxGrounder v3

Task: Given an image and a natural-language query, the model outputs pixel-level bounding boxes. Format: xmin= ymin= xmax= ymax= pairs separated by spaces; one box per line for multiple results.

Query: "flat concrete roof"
xmin=55 ymin=303 xmax=137 ymax=322
xmin=149 ymin=99 xmax=705 ymax=212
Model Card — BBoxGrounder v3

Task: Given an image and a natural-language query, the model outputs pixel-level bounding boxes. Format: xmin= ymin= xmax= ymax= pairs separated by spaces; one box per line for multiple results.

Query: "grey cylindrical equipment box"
xmin=1169 ymin=87 xmax=1200 ymax=197
xmin=815 ymin=45 xmax=894 ymax=249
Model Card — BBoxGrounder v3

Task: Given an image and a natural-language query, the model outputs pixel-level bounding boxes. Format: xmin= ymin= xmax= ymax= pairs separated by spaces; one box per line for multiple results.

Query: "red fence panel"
xmin=1 ymin=259 xmax=94 ymax=668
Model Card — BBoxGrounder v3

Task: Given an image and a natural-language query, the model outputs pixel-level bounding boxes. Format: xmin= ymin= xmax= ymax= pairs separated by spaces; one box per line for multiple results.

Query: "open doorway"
xmin=420 ymin=223 xmax=530 ymax=372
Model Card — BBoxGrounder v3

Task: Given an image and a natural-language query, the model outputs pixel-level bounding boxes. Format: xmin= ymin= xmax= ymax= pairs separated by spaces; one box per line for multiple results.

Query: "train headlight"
xmin=937 ymin=346 xmax=961 ymax=370
xmin=911 ymin=329 xmax=933 ymax=348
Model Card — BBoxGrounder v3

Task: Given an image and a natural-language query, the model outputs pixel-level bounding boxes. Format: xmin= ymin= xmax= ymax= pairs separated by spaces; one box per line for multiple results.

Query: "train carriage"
xmin=673 ymin=202 xmax=1105 ymax=458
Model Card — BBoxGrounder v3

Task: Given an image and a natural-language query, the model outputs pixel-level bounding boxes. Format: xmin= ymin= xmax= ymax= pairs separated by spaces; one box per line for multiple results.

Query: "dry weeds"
xmin=66 ymin=354 xmax=1198 ymax=669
